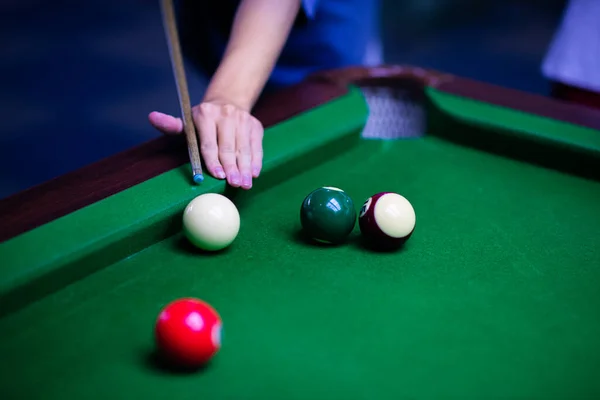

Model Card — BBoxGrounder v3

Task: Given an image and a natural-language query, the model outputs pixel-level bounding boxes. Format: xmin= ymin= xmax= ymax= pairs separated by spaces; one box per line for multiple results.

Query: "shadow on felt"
xmin=172 ymin=235 xmax=233 ymax=256
xmin=291 ymin=228 xmax=334 ymax=248
xmin=288 ymin=226 xmax=364 ymax=249
xmin=351 ymin=234 xmax=411 ymax=254
xmin=141 ymin=348 xmax=210 ymax=375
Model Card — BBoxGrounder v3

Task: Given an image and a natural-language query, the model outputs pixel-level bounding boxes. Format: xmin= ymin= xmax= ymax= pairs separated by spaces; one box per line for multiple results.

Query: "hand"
xmin=149 ymin=101 xmax=264 ymax=190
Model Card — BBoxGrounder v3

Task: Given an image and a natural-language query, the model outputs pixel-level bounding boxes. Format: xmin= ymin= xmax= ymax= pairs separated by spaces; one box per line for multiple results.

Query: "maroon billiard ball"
xmin=155 ymin=298 xmax=222 ymax=368
xmin=358 ymin=192 xmax=416 ymax=250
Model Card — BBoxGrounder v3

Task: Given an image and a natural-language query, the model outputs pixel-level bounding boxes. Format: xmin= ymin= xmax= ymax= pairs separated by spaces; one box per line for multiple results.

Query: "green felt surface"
xmin=1 ymin=137 xmax=600 ymax=399
xmin=426 ymin=87 xmax=600 ymax=153
xmin=1 ymin=85 xmax=600 ymax=399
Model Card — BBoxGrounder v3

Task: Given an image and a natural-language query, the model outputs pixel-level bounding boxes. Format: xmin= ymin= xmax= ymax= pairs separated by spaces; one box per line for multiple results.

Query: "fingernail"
xmin=230 ymin=173 xmax=240 ymax=185
xmin=252 ymin=166 xmax=260 ymax=177
xmin=214 ymin=167 xmax=226 ymax=179
xmin=242 ymin=174 xmax=252 ymax=188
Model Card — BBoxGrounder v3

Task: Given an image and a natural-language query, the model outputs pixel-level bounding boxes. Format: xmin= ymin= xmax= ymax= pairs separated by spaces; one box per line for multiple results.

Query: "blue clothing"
xmin=177 ymin=0 xmax=381 ymax=92
xmin=542 ymin=0 xmax=600 ymax=92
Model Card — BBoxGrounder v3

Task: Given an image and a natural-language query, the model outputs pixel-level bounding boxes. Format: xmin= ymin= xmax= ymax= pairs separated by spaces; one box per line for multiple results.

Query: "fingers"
xmin=194 ymin=104 xmax=225 ymax=179
xmin=148 ymin=111 xmax=184 ymax=135
xmin=217 ymin=105 xmax=241 ymax=187
xmin=191 ymin=102 xmax=264 ymax=189
xmin=250 ymin=119 xmax=264 ymax=178
xmin=236 ymin=113 xmax=253 ymax=189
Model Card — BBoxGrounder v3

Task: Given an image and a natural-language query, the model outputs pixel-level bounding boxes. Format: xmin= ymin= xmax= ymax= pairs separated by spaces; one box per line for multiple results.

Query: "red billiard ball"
xmin=155 ymin=298 xmax=222 ymax=368
xmin=358 ymin=192 xmax=416 ymax=250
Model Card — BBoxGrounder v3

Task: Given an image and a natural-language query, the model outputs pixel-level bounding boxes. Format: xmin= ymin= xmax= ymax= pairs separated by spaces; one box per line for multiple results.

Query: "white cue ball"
xmin=182 ymin=193 xmax=240 ymax=251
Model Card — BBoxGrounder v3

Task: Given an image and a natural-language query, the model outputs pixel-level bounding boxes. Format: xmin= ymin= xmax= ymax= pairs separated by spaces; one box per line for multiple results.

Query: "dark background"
xmin=0 ymin=0 xmax=568 ymax=199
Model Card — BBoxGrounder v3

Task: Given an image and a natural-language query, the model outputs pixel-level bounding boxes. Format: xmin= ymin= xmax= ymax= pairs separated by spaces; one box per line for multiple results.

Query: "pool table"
xmin=1 ymin=65 xmax=600 ymax=399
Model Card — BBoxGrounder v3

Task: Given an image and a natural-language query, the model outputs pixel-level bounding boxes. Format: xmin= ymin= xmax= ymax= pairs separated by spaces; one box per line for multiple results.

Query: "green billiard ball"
xmin=300 ymin=186 xmax=357 ymax=244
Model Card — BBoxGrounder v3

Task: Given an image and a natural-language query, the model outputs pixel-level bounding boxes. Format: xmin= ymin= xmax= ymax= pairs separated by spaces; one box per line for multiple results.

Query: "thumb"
xmin=148 ymin=111 xmax=184 ymax=135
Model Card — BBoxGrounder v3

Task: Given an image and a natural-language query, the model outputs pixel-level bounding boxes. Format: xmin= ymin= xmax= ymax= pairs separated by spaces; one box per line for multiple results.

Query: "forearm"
xmin=203 ymin=0 xmax=302 ymax=110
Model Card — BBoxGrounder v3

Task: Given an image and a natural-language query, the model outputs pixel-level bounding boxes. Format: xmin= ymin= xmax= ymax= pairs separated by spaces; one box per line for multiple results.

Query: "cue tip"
xmin=193 ymin=173 xmax=204 ymax=184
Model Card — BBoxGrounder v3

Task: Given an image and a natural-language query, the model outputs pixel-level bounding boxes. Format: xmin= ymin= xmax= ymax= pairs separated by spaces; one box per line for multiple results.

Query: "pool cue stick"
xmin=160 ymin=0 xmax=204 ymax=184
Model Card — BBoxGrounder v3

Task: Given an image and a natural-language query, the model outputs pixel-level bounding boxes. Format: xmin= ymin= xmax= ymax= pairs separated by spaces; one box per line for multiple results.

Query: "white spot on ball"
xmin=212 ymin=323 xmax=222 ymax=348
